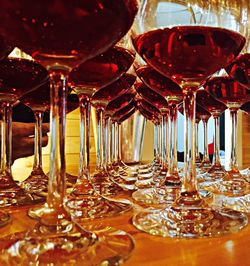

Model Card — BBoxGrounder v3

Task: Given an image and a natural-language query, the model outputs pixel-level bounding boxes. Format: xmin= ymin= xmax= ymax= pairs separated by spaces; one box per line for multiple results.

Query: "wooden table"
xmin=1 ymin=165 xmax=250 ymax=266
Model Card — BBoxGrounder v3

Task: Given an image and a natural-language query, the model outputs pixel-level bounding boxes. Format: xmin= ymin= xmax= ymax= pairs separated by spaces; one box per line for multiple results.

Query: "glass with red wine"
xmin=0 ymin=57 xmax=48 ymax=208
xmin=205 ymin=74 xmax=250 ymax=213
xmin=131 ymin=0 xmax=248 ymax=238
xmin=0 ymin=0 xmax=138 ymax=264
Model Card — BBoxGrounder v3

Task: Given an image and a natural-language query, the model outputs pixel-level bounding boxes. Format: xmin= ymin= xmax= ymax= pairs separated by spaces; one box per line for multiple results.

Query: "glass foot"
xmin=0 ymin=211 xmax=10 ymax=228
xmin=0 ymin=226 xmax=134 ymax=265
xmin=133 ymin=207 xmax=247 ymax=238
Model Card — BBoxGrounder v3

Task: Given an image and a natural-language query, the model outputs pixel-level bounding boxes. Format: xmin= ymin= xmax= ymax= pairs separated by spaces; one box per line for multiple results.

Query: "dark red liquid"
xmin=136 ymin=65 xmax=182 ymax=97
xmin=196 ymin=89 xmax=227 ymax=115
xmin=135 ymin=82 xmax=168 ymax=112
xmin=0 ymin=57 xmax=49 ymax=103
xmin=0 ymin=35 xmax=13 ymax=61
xmin=112 ymin=104 xmax=136 ymax=123
xmin=226 ymin=53 xmax=250 ymax=89
xmin=0 ymin=1 xmax=137 ymax=66
xmin=204 ymin=76 xmax=250 ymax=107
xmin=196 ymin=104 xmax=211 ymax=121
xmin=133 ymin=26 xmax=245 ymax=85
xmin=69 ymin=46 xmax=135 ymax=95
xmin=91 ymin=73 xmax=136 ymax=109
xmin=136 ymin=98 xmax=161 ymax=117
xmin=138 ymin=105 xmax=159 ymax=124
xmin=106 ymin=93 xmax=134 ymax=117
xmin=241 ymin=101 xmax=250 ymax=114
xmin=20 ymin=80 xmax=50 ymax=112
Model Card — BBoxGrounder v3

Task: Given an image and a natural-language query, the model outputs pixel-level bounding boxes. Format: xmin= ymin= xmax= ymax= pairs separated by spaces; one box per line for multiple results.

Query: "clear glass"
xmin=0 ymin=1 xmax=138 ymax=263
xmin=131 ymin=0 xmax=248 ymax=237
xmin=21 ymin=111 xmax=48 ymax=199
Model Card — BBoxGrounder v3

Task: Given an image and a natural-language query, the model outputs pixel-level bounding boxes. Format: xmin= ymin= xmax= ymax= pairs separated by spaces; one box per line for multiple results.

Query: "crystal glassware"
xmin=131 ymin=0 xmax=248 ymax=237
xmin=0 ymin=1 xmax=138 ymax=264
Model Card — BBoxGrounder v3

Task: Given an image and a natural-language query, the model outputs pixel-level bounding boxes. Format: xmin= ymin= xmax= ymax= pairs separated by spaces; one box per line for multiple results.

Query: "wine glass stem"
xmin=229 ymin=108 xmax=239 ymax=172
xmin=117 ymin=123 xmax=122 ymax=163
xmin=95 ymin=108 xmax=104 ymax=170
xmin=33 ymin=111 xmax=44 ymax=171
xmin=0 ymin=104 xmax=12 ymax=176
xmin=213 ymin=115 xmax=221 ymax=166
xmin=168 ymin=106 xmax=178 ymax=176
xmin=153 ymin=123 xmax=159 ymax=160
xmin=47 ymin=73 xmax=67 ymax=210
xmin=78 ymin=96 xmax=90 ymax=179
xmin=161 ymin=114 xmax=168 ymax=170
xmin=183 ymin=90 xmax=197 ymax=194
xmin=202 ymin=119 xmax=210 ymax=163
xmin=195 ymin=121 xmax=200 ymax=162
xmin=103 ymin=117 xmax=110 ymax=168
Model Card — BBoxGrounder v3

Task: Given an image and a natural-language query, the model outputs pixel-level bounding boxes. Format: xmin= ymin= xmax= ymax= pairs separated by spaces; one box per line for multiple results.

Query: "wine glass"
xmin=196 ymin=92 xmax=212 ymax=173
xmin=19 ymin=80 xmax=50 ymax=198
xmin=195 ymin=89 xmax=227 ymax=183
xmin=90 ymin=73 xmax=136 ymax=194
xmin=131 ymin=0 xmax=248 ymax=237
xmin=0 ymin=57 xmax=48 ymax=207
xmin=0 ymin=1 xmax=138 ymax=264
xmin=240 ymin=101 xmax=250 ymax=180
xmin=205 ymin=75 xmax=250 ymax=212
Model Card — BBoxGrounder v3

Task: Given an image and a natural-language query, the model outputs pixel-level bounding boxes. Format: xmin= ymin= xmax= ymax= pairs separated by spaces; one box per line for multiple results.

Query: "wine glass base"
xmin=0 ymin=211 xmax=11 ymax=228
xmin=132 ymin=187 xmax=213 ymax=207
xmin=0 ymin=226 xmax=134 ymax=265
xmin=66 ymin=195 xmax=133 ymax=220
xmin=133 ymin=206 xmax=248 ymax=238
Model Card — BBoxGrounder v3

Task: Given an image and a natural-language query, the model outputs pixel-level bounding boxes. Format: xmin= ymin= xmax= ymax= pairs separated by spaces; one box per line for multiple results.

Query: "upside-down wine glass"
xmin=131 ymin=0 xmax=248 ymax=237
xmin=205 ymin=75 xmax=250 ymax=213
xmin=0 ymin=1 xmax=138 ymax=264
xmin=0 ymin=57 xmax=48 ymax=207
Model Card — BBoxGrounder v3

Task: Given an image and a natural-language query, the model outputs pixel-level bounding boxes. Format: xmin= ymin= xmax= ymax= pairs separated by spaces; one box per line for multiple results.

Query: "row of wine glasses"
xmin=0 ymin=0 xmax=250 ymax=265
xmin=0 ymin=0 xmax=139 ymax=265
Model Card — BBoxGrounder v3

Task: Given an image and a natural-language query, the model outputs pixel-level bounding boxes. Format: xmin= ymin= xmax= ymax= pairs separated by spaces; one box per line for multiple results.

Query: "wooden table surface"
xmin=1 ymin=165 xmax=250 ymax=266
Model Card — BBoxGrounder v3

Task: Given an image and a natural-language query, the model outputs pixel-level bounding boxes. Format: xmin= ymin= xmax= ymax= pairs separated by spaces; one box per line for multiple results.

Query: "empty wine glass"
xmin=0 ymin=1 xmax=138 ymax=264
xmin=131 ymin=0 xmax=248 ymax=237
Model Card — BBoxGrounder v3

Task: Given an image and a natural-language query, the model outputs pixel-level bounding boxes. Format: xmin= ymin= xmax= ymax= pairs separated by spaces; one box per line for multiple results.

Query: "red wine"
xmin=196 ymin=104 xmax=211 ymax=121
xmin=0 ymin=35 xmax=13 ymax=61
xmin=112 ymin=105 xmax=136 ymax=123
xmin=204 ymin=76 xmax=250 ymax=107
xmin=241 ymin=101 xmax=250 ymax=114
xmin=67 ymin=94 xmax=79 ymax=114
xmin=133 ymin=26 xmax=245 ymax=85
xmin=91 ymin=73 xmax=136 ymax=109
xmin=69 ymin=46 xmax=135 ymax=97
xmin=0 ymin=1 xmax=138 ymax=67
xmin=136 ymin=98 xmax=161 ymax=117
xmin=196 ymin=89 xmax=227 ymax=115
xmin=135 ymin=82 xmax=168 ymax=113
xmin=20 ymin=80 xmax=50 ymax=112
xmin=0 ymin=58 xmax=49 ymax=103
xmin=138 ymin=105 xmax=159 ymax=124
xmin=226 ymin=53 xmax=250 ymax=89
xmin=136 ymin=64 xmax=182 ymax=97
xmin=105 ymin=92 xmax=134 ymax=117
